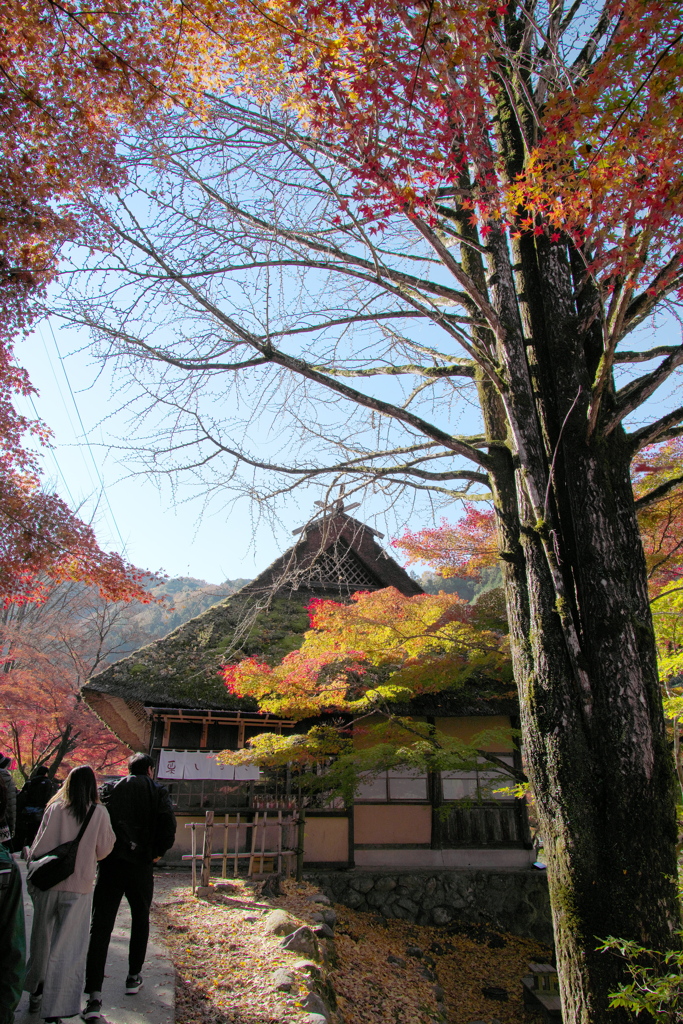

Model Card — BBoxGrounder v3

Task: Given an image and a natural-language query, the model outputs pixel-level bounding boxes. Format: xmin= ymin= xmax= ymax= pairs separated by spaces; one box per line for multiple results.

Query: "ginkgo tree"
xmin=408 ymin=456 xmax=683 ymax=802
xmin=60 ymin=0 xmax=683 ymax=1018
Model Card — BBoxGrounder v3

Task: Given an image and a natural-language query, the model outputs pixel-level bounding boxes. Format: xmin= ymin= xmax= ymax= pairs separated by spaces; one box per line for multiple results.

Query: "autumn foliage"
xmin=0 ymin=581 xmax=142 ymax=778
xmin=393 ymin=504 xmax=497 ymax=581
xmin=0 ymin=1 xmax=211 ymax=605
xmin=630 ymin=439 xmax=683 ymax=692
xmin=634 ymin=439 xmax=683 ymax=597
xmin=223 ymin=585 xmax=509 ymax=721
xmin=0 ymin=656 xmax=130 ymax=781
xmin=0 ymin=345 xmax=152 ymax=606
xmin=203 ymin=0 xmax=683 ymax=296
xmin=60 ymin=0 xmax=682 ymax=1013
xmin=1 ymin=0 xmax=205 ymax=333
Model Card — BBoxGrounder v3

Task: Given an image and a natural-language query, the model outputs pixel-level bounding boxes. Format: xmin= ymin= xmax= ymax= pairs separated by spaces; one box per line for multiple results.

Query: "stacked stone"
xmin=265 ymin=898 xmax=338 ymax=1024
xmin=307 ymin=869 xmax=552 ymax=944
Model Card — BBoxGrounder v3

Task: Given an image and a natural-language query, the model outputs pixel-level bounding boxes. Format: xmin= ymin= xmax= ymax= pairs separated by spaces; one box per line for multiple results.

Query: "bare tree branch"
xmin=615 ymin=346 xmax=680 ymax=364
xmin=635 ymin=472 xmax=683 ymax=510
xmin=605 ymin=348 xmax=683 ymax=435
xmin=628 ymin=406 xmax=683 ymax=455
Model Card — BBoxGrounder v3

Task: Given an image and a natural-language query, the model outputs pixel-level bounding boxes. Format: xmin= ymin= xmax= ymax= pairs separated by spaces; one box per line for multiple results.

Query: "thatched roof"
xmin=83 ymin=509 xmax=422 ymax=722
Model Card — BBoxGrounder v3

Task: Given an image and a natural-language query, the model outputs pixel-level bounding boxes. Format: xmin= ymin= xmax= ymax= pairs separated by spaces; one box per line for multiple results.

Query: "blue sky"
xmin=16 ymin=301 xmax=681 ymax=585
xmin=17 ymin=320 xmax=285 ymax=582
xmin=16 ymin=319 xmax=431 ymax=582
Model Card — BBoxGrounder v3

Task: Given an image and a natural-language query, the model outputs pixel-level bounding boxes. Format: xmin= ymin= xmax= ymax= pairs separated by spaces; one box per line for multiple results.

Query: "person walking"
xmin=83 ymin=753 xmax=176 ymax=1021
xmin=0 ymin=777 xmax=25 ymax=1024
xmin=17 ymin=766 xmax=59 ymax=853
xmin=25 ymin=766 xmax=115 ymax=1024
xmin=0 ymin=752 xmax=17 ymax=849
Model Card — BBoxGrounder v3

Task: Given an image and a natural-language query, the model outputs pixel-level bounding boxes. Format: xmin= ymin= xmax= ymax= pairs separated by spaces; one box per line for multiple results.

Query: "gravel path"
xmin=13 ymin=856 xmax=175 ymax=1024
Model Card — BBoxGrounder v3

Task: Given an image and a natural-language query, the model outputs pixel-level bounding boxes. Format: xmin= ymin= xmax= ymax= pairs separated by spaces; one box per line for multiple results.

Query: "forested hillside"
xmin=119 ymin=576 xmax=252 ymax=650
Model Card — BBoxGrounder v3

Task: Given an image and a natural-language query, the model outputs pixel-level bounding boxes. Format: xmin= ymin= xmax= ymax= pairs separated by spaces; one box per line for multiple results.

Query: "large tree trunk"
xmin=479 ymin=225 xmax=680 ymax=1022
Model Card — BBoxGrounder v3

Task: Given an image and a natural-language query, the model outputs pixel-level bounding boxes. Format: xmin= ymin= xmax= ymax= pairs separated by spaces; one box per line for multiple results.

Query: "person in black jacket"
xmin=0 ymin=753 xmax=17 ymax=849
xmin=82 ymin=753 xmax=176 ymax=1020
xmin=16 ymin=766 xmax=58 ymax=852
xmin=0 ymin=777 xmax=25 ymax=1024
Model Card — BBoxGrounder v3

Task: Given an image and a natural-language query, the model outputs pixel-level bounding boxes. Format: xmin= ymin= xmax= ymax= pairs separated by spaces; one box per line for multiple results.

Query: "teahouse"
xmin=83 ymin=505 xmax=533 ymax=870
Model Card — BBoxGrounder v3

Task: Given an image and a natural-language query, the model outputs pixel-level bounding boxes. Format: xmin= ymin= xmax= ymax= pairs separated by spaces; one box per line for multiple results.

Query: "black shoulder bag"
xmin=27 ymin=805 xmax=96 ymax=891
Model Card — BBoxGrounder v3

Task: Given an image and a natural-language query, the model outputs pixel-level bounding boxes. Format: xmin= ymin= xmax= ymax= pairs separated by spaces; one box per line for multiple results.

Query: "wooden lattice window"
xmin=306 ymin=544 xmax=379 ymax=589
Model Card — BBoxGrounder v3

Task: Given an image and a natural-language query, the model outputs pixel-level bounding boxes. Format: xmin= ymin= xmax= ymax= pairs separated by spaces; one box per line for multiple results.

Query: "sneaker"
xmin=29 ymin=989 xmax=42 ymax=1013
xmin=125 ymin=975 xmax=143 ymax=995
xmin=82 ymin=998 xmax=102 ymax=1020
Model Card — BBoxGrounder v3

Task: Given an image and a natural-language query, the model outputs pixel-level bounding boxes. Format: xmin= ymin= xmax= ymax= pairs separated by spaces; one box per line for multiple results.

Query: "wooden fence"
xmin=183 ymin=810 xmax=305 ymax=892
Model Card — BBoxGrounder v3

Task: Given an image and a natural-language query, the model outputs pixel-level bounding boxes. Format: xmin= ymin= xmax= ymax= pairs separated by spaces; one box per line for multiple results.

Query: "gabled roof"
xmin=242 ymin=508 xmax=422 ymax=599
xmin=83 ymin=508 xmax=422 ymax=725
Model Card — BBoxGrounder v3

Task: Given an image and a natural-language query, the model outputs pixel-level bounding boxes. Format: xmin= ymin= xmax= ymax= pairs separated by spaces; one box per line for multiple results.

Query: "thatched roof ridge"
xmin=83 ymin=509 xmax=422 ymax=712
xmin=236 ymin=510 xmax=422 ymax=598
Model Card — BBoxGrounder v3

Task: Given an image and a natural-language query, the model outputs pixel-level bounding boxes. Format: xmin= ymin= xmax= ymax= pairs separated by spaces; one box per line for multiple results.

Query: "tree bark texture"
xmin=482 ymin=226 xmax=680 ymax=1024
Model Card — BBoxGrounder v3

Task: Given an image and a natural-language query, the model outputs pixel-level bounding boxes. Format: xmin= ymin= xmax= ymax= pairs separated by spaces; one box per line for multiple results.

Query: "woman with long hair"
xmin=25 ymin=765 xmax=115 ymax=1024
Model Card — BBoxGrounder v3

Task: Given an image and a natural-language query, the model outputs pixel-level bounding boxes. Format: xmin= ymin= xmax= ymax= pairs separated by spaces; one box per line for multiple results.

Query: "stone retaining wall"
xmin=307 ymin=868 xmax=553 ymax=946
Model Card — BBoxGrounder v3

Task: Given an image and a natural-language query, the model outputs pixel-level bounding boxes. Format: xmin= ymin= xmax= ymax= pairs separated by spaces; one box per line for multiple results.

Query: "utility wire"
xmin=36 ymin=328 xmax=100 ymax=498
xmin=43 ymin=321 xmax=130 ymax=557
xmin=26 ymin=393 xmax=79 ymax=508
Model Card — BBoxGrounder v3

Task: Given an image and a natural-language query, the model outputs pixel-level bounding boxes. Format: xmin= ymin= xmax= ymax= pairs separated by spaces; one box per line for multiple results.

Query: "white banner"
xmin=157 ymin=750 xmax=187 ymax=780
xmin=157 ymin=749 xmax=259 ymax=781
xmin=210 ymin=758 xmax=235 ymax=781
xmin=184 ymin=751 xmax=218 ymax=779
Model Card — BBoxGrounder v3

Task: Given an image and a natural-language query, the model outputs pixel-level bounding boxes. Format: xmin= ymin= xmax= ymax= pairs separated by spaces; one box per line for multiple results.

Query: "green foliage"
xmin=218 ymin=712 xmax=522 ymax=805
xmin=598 ymin=934 xmax=683 ymax=1021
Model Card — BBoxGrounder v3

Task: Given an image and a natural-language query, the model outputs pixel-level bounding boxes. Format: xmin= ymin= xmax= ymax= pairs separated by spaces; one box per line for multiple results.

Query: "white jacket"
xmin=30 ymin=801 xmax=115 ymax=893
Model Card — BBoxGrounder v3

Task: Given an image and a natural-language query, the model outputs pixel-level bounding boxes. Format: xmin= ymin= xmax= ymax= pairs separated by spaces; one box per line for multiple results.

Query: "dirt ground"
xmin=151 ymin=872 xmax=551 ymax=1024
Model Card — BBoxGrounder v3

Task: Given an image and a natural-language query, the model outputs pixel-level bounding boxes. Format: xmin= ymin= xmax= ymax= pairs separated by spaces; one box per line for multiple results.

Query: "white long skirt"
xmin=25 ymin=884 xmax=92 ymax=1019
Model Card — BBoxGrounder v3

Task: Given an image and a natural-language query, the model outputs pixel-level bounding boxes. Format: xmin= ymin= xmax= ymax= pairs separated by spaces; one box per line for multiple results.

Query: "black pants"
xmin=85 ymin=857 xmax=154 ymax=992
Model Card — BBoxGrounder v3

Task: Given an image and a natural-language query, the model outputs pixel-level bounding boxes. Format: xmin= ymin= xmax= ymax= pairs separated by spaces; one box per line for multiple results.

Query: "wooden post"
xmin=276 ymin=810 xmax=282 ymax=876
xmin=191 ymin=822 xmax=197 ymax=893
xmin=258 ymin=811 xmax=267 ymax=873
xmin=233 ymin=813 xmax=240 ymax=878
xmin=296 ymin=808 xmax=306 ymax=881
xmin=199 ymin=810 xmax=214 ymax=890
xmin=221 ymin=814 xmax=228 ymax=879
xmin=248 ymin=811 xmax=259 ymax=876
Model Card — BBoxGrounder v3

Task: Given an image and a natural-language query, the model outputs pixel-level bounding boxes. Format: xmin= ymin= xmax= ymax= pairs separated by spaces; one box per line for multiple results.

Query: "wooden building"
xmin=83 ymin=507 xmax=533 ymax=870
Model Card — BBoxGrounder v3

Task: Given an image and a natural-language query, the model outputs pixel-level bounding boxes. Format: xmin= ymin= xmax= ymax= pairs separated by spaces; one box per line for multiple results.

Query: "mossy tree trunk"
xmin=476 ymin=217 xmax=680 ymax=1023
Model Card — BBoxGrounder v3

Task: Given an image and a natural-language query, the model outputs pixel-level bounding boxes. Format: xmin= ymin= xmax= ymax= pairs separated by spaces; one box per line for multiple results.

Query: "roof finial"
xmin=313 ymin=484 xmax=360 ymax=517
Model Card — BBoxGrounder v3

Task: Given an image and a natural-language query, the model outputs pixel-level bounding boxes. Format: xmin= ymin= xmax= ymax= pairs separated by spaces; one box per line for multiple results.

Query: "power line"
xmin=43 ymin=321 xmax=130 ymax=557
xmin=35 ymin=329 xmax=100 ymax=498
xmin=26 ymin=393 xmax=79 ymax=508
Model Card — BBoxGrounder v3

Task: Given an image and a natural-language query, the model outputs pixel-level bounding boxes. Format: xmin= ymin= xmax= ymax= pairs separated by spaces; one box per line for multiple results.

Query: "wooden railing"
xmin=183 ymin=810 xmax=305 ymax=891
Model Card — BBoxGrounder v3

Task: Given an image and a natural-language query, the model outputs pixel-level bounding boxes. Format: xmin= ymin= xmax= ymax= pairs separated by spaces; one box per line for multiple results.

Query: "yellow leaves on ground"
xmin=152 ymin=872 xmax=550 ymax=1024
